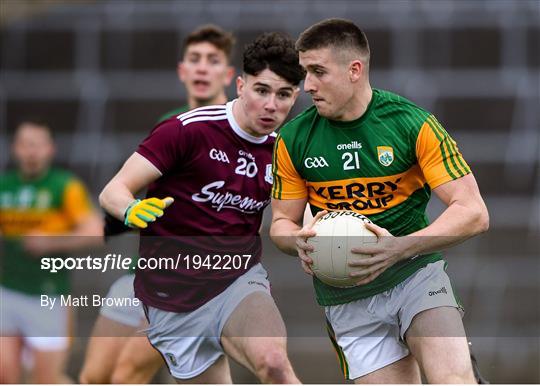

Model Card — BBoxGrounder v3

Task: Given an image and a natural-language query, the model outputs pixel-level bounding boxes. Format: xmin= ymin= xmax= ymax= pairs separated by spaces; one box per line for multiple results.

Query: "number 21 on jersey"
xmin=342 ymin=151 xmax=360 ymax=170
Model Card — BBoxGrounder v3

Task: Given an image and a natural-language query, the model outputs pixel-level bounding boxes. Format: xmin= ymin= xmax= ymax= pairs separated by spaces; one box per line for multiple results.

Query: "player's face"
xmin=12 ymin=124 xmax=55 ymax=178
xmin=300 ymin=47 xmax=358 ymax=120
xmin=179 ymin=42 xmax=234 ymax=105
xmin=235 ymin=69 xmax=299 ymax=137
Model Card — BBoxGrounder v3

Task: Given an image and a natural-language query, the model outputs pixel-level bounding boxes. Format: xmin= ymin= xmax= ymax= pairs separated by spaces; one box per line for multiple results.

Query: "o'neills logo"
xmin=337 ymin=141 xmax=362 ymax=150
xmin=192 ymin=181 xmax=269 ymax=213
xmin=428 ymin=287 xmax=447 ymax=296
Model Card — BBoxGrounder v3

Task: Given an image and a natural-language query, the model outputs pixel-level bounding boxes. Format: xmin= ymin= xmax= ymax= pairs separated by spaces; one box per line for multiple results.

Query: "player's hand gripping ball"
xmin=124 ymin=197 xmax=174 ymax=228
xmin=310 ymin=211 xmax=377 ymax=287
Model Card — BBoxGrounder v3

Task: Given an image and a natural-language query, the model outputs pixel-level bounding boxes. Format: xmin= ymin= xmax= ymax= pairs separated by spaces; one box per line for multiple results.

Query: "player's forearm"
xmin=99 ymin=181 xmax=137 ymax=221
xmin=400 ymin=201 xmax=489 ymax=258
xmin=48 ymin=214 xmax=105 ymax=252
xmin=25 ymin=214 xmax=104 ymax=256
xmin=269 ymin=218 xmax=301 ymax=256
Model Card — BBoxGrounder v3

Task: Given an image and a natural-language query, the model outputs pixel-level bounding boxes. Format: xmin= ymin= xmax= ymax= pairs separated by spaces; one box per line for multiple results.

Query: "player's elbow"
xmin=83 ymin=213 xmax=106 ymax=239
xmin=478 ymin=208 xmax=490 ymax=233
xmin=269 ymin=224 xmax=282 ymax=248
xmin=98 ymin=187 xmax=108 ymax=209
xmin=98 ymin=183 xmax=114 ymax=211
xmin=472 ymin=205 xmax=490 ymax=235
xmin=269 ymin=221 xmax=280 ymax=240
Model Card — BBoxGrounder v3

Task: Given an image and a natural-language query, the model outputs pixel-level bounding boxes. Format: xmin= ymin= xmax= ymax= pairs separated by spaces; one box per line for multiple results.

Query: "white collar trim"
xmin=226 ymin=100 xmax=268 ymax=144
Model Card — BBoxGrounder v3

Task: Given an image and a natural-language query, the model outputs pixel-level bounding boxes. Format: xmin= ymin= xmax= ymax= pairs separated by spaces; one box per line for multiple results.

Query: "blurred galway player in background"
xmin=79 ymin=25 xmax=236 ymax=384
xmin=98 ymin=32 xmax=305 ymax=383
xmin=156 ymin=24 xmax=236 ymax=123
xmin=0 ymin=120 xmax=102 ymax=383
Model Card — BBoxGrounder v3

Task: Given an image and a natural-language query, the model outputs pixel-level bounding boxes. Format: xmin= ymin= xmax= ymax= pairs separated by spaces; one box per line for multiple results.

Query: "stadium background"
xmin=1 ymin=0 xmax=538 ymax=383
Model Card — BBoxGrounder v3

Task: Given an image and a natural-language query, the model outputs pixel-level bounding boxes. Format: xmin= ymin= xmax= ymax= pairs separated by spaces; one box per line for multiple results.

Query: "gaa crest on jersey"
xmin=36 ymin=190 xmax=52 ymax=209
xmin=265 ymin=164 xmax=273 ymax=184
xmin=377 ymin=146 xmax=394 ymax=166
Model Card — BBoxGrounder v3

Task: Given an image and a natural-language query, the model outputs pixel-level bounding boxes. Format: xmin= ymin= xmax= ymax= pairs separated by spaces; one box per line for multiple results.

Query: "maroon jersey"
xmin=134 ymin=102 xmax=275 ymax=312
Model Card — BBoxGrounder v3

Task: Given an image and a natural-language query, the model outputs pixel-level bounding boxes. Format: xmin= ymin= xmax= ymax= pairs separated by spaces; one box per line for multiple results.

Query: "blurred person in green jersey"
xmin=0 ymin=120 xmax=102 ymax=383
xmin=270 ymin=18 xmax=489 ymax=384
xmin=79 ymin=24 xmax=236 ymax=384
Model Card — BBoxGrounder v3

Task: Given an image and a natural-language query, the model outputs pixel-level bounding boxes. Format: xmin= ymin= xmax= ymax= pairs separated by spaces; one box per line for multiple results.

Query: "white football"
xmin=310 ymin=211 xmax=377 ymax=288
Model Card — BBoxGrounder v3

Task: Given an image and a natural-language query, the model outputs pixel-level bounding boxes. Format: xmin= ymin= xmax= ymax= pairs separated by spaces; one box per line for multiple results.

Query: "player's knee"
xmin=33 ymin=371 xmax=64 ymax=384
xmin=253 ymin=348 xmax=291 ymax=383
xmin=78 ymin=371 xmax=90 ymax=384
xmin=429 ymin=364 xmax=476 ymax=384
xmin=78 ymin=365 xmax=108 ymax=384
xmin=111 ymin=368 xmax=130 ymax=384
xmin=110 ymin=360 xmax=139 ymax=384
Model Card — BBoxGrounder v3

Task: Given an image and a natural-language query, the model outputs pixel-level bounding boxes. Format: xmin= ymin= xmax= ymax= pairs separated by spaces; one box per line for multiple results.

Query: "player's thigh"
xmin=79 ymin=315 xmax=138 ymax=383
xmin=221 ymin=291 xmax=288 ymax=373
xmin=406 ymin=306 xmax=475 ymax=383
xmin=145 ymin=305 xmax=230 ymax=382
xmin=99 ymin=274 xmax=145 ymax=328
xmin=175 ymin=355 xmax=231 ymax=384
xmin=112 ymin=336 xmax=163 ymax=384
xmin=0 ymin=336 xmax=23 ymax=383
xmin=353 ymin=354 xmax=420 ymax=384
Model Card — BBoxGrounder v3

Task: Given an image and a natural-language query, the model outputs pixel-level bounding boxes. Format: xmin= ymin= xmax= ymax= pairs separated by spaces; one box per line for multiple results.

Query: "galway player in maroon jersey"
xmin=99 ymin=32 xmax=305 ymax=383
xmin=80 ymin=25 xmax=236 ymax=385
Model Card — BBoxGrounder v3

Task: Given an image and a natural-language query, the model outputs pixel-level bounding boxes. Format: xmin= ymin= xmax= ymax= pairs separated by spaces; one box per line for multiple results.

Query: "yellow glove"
xmin=124 ymin=197 xmax=174 ymax=229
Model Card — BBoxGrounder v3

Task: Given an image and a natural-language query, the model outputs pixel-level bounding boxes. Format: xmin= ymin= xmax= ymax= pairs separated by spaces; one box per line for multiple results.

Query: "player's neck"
xmin=337 ymin=84 xmax=372 ymax=122
xmin=18 ymin=166 xmax=50 ymax=181
xmin=189 ymin=93 xmax=227 ymax=109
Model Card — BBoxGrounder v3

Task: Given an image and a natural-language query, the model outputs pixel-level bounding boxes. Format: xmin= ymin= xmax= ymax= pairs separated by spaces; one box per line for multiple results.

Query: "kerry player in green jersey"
xmin=0 ymin=120 xmax=102 ymax=383
xmin=270 ymin=19 xmax=489 ymax=383
xmin=80 ymin=25 xmax=237 ymax=384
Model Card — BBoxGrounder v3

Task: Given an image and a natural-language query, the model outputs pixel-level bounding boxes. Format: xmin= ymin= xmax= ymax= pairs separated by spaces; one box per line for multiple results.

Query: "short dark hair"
xmin=15 ymin=118 xmax=54 ymax=140
xmin=182 ymin=24 xmax=235 ymax=60
xmin=243 ymin=32 xmax=305 ymax=86
xmin=296 ymin=18 xmax=370 ymax=59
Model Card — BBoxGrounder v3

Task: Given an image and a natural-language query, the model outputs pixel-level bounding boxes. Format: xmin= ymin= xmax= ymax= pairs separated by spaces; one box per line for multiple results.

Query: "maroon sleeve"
xmin=136 ymin=119 xmax=187 ymax=174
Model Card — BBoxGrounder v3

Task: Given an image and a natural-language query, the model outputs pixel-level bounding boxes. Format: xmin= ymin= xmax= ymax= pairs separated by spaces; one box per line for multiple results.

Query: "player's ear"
xmin=178 ymin=61 xmax=186 ymax=83
xmin=236 ymin=75 xmax=245 ymax=97
xmin=292 ymin=86 xmax=301 ymax=102
xmin=349 ymin=60 xmax=363 ymax=83
xmin=224 ymin=66 xmax=235 ymax=87
xmin=47 ymin=141 xmax=57 ymax=160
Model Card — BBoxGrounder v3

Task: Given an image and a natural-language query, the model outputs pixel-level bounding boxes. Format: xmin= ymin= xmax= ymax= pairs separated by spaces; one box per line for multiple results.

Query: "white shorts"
xmin=99 ymin=274 xmax=145 ymax=327
xmin=145 ymin=263 xmax=271 ymax=380
xmin=0 ymin=286 xmax=70 ymax=351
xmin=325 ymin=260 xmax=462 ymax=380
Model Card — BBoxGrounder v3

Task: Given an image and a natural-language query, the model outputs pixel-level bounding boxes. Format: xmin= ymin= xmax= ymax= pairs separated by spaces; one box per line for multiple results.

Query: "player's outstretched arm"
xmin=99 ymin=153 xmax=172 ymax=228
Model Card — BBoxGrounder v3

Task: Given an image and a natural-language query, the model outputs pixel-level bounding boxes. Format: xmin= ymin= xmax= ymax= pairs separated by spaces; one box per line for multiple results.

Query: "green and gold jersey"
xmin=0 ymin=168 xmax=93 ymax=295
xmin=272 ymin=89 xmax=471 ymax=306
xmin=155 ymin=104 xmax=190 ymax=125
